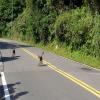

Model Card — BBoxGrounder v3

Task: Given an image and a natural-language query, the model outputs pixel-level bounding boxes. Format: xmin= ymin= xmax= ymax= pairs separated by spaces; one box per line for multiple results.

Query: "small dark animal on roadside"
xmin=38 ymin=51 xmax=44 ymax=65
xmin=12 ymin=49 xmax=16 ymax=57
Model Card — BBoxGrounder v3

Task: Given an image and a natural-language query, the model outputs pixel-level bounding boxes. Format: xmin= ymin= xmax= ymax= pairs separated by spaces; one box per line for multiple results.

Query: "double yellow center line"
xmin=22 ymin=48 xmax=100 ymax=98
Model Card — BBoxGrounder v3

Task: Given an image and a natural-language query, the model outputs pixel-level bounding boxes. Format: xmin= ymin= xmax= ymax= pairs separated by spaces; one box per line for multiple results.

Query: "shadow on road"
xmin=38 ymin=64 xmax=48 ymax=67
xmin=0 ymin=41 xmax=32 ymax=50
xmin=0 ymin=84 xmax=4 ymax=100
xmin=80 ymin=67 xmax=100 ymax=73
xmin=81 ymin=67 xmax=92 ymax=71
xmin=0 ymin=56 xmax=20 ymax=62
xmin=0 ymin=81 xmax=29 ymax=100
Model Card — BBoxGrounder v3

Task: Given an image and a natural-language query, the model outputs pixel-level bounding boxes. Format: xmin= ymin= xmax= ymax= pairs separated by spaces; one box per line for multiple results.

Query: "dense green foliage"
xmin=0 ymin=0 xmax=100 ymax=59
xmin=0 ymin=0 xmax=25 ymax=35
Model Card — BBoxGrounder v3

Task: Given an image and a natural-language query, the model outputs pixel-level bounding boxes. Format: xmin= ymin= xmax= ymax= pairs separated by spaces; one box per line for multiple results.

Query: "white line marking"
xmin=53 ymin=53 xmax=100 ymax=71
xmin=1 ymin=72 xmax=10 ymax=100
xmin=0 ymin=62 xmax=3 ymax=65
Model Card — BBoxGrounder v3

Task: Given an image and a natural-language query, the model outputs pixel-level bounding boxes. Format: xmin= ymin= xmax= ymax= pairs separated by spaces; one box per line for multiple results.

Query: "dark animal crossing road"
xmin=0 ymin=39 xmax=100 ymax=100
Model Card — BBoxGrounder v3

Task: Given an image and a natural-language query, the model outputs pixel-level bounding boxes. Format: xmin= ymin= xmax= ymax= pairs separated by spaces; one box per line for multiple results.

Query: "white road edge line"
xmin=1 ymin=72 xmax=10 ymax=100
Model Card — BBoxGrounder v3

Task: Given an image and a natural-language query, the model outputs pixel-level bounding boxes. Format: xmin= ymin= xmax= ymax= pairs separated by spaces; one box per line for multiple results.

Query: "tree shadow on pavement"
xmin=0 ymin=81 xmax=29 ymax=100
xmin=0 ymin=56 xmax=20 ymax=62
xmin=80 ymin=67 xmax=100 ymax=73
xmin=0 ymin=84 xmax=4 ymax=100
xmin=0 ymin=41 xmax=32 ymax=50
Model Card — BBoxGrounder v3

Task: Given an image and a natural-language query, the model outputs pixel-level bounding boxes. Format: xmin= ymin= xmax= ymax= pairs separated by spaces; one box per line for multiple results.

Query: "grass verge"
xmin=35 ymin=43 xmax=100 ymax=69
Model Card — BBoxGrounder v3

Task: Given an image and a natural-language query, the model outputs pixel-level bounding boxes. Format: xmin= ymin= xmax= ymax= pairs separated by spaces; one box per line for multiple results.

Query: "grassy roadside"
xmin=0 ymin=38 xmax=100 ymax=69
xmin=35 ymin=43 xmax=100 ymax=69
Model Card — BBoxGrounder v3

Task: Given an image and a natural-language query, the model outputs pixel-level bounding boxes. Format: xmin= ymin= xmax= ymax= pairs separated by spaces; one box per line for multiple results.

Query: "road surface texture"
xmin=0 ymin=39 xmax=100 ymax=100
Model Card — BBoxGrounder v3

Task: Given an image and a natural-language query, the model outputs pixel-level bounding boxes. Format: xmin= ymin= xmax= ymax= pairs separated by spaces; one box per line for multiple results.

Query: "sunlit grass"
xmin=1 ymin=37 xmax=100 ymax=69
xmin=35 ymin=43 xmax=100 ymax=69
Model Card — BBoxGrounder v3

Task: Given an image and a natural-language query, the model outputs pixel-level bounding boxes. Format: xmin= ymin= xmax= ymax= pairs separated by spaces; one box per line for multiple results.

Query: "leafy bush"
xmin=1 ymin=0 xmax=100 ymax=58
xmin=52 ymin=7 xmax=100 ymax=57
xmin=88 ymin=14 xmax=100 ymax=57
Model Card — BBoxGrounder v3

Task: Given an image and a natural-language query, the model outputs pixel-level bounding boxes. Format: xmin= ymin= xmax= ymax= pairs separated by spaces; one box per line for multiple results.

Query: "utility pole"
xmin=11 ymin=0 xmax=14 ymax=36
xmin=0 ymin=50 xmax=4 ymax=72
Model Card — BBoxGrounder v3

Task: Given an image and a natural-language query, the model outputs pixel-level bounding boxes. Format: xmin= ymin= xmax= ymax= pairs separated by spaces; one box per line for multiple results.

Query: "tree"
xmin=0 ymin=0 xmax=25 ymax=36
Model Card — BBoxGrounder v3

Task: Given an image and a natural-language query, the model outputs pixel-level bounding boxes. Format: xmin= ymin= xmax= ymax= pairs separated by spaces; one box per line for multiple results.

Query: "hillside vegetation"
xmin=0 ymin=0 xmax=100 ymax=68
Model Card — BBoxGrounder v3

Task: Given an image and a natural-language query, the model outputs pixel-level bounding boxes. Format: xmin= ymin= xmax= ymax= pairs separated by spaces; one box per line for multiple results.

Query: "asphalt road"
xmin=0 ymin=39 xmax=100 ymax=100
